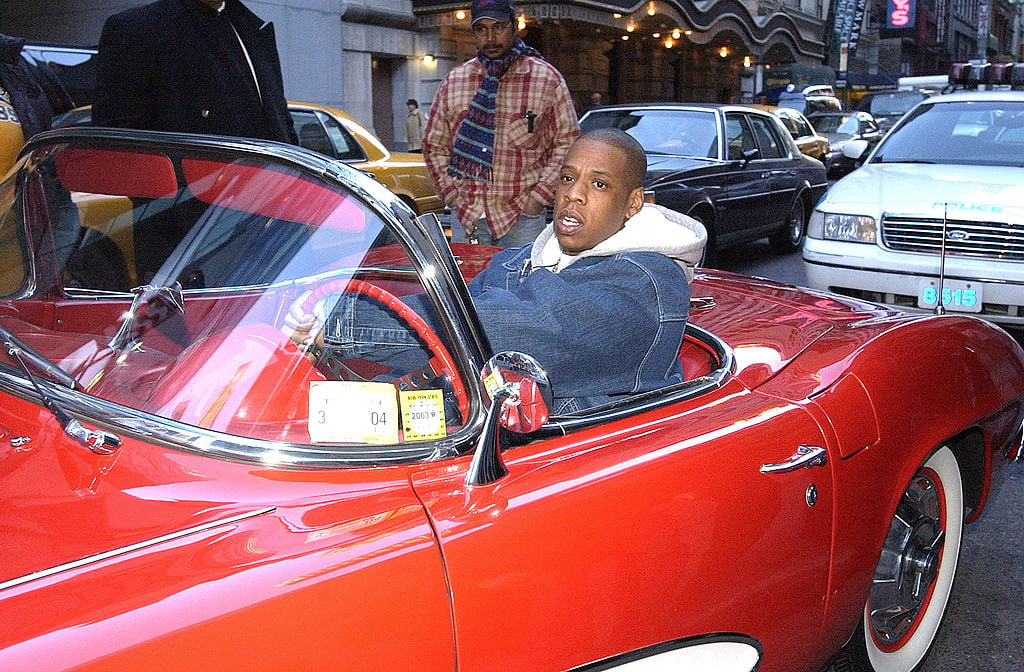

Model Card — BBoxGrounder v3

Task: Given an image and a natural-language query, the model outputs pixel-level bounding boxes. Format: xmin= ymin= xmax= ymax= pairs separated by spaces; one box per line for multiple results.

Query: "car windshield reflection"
xmin=580 ymin=108 xmax=720 ymax=159
xmin=871 ymin=100 xmax=1024 ymax=166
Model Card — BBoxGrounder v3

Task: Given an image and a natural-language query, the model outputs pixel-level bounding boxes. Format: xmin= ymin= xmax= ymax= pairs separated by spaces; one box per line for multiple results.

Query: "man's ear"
xmin=626 ymin=187 xmax=644 ymax=219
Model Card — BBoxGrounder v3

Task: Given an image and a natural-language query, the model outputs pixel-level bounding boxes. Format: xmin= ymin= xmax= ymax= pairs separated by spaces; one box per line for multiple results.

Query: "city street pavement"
xmin=716 ymin=240 xmax=1024 ymax=672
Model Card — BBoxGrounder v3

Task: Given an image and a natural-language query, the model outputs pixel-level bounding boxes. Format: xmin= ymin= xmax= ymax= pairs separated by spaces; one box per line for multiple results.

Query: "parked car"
xmin=777 ymin=84 xmax=844 ymax=116
xmin=288 ymin=102 xmax=443 ymax=215
xmin=804 ymin=89 xmax=1024 ymax=327
xmin=2 ymin=126 xmax=1023 ymax=672
xmin=579 ymin=103 xmax=827 ymax=265
xmin=751 ymin=104 xmax=830 ymax=161
xmin=855 ymin=89 xmax=929 ymax=131
xmin=51 ymin=102 xmax=444 ymax=216
xmin=808 ymin=110 xmax=883 ymax=177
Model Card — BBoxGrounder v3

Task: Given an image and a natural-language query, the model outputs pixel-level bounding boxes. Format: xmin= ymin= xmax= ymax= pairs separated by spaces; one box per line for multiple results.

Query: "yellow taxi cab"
xmin=288 ymin=102 xmax=442 ymax=215
xmin=750 ymin=104 xmax=830 ymax=162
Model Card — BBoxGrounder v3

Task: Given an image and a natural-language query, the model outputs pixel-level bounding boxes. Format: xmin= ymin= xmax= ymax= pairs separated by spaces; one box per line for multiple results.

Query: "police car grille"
xmin=881 ymin=215 xmax=1024 ymax=261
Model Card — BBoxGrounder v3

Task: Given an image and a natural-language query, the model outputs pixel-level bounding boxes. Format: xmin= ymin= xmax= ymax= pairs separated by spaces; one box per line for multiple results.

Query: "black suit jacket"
xmin=93 ymin=0 xmax=297 ymax=144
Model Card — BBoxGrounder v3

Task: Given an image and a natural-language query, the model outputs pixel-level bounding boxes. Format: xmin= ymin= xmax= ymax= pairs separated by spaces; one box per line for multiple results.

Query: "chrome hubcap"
xmin=789 ymin=204 xmax=804 ymax=243
xmin=868 ymin=474 xmax=944 ymax=644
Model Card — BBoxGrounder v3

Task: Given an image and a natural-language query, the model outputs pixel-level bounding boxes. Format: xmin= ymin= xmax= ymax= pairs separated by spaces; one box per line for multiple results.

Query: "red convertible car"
xmin=1 ymin=128 xmax=1022 ymax=672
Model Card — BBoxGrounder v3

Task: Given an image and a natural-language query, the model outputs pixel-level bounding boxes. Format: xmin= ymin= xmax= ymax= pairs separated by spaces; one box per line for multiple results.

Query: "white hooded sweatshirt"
xmin=529 ymin=203 xmax=708 ymax=281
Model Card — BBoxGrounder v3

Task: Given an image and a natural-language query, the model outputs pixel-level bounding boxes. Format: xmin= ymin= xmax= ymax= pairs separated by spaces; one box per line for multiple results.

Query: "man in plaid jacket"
xmin=423 ymin=0 xmax=579 ymax=248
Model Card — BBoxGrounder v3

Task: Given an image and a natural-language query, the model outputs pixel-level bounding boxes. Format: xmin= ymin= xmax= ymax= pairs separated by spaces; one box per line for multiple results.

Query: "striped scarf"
xmin=447 ymin=38 xmax=540 ymax=183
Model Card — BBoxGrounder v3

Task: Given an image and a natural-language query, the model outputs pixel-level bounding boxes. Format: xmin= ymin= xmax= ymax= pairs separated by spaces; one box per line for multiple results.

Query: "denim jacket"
xmin=323 ymin=204 xmax=706 ymax=414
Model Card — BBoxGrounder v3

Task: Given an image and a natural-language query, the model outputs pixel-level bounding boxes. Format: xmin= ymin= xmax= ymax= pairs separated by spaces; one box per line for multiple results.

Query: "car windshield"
xmin=581 ymin=109 xmax=719 ymax=159
xmin=860 ymin=91 xmax=926 ymax=117
xmin=870 ymin=100 xmax=1024 ymax=167
xmin=0 ymin=134 xmax=472 ymax=463
xmin=811 ymin=114 xmax=857 ymax=135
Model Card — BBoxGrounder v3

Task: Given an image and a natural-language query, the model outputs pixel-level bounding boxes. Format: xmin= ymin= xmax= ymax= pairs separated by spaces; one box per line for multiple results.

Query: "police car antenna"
xmin=935 ymin=203 xmax=948 ymax=315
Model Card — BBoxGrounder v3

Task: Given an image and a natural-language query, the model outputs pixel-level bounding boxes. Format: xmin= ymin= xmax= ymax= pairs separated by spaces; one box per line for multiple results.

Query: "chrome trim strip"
xmin=0 ymin=369 xmax=455 ymax=466
xmin=802 ymin=258 xmax=1024 ymax=287
xmin=0 ymin=507 xmax=276 ymax=592
xmin=63 ymin=265 xmax=422 ymax=300
xmin=567 ymin=633 xmax=762 ymax=672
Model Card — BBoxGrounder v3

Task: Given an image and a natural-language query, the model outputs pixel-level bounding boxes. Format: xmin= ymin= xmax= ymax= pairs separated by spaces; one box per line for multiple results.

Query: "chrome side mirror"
xmin=465 ymin=352 xmax=552 ymax=486
xmin=482 ymin=352 xmax=552 ymax=433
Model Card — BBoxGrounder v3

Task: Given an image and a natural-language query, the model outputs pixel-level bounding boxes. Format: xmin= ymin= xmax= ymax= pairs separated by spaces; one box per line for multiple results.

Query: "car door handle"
xmin=760 ymin=445 xmax=827 ymax=474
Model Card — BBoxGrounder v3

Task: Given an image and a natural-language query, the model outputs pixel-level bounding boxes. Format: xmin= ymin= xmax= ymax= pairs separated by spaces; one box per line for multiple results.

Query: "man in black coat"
xmin=0 ymin=32 xmax=59 ymax=140
xmin=93 ymin=0 xmax=297 ymax=144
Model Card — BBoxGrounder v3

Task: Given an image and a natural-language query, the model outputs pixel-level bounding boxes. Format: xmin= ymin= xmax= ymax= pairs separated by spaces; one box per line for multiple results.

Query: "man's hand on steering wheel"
xmin=282 ymin=290 xmax=324 ymax=363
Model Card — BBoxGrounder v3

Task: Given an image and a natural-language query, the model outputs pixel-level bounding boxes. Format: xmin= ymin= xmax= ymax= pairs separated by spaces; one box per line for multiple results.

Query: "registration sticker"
xmin=482 ymin=370 xmax=504 ymax=400
xmin=399 ymin=389 xmax=447 ymax=441
xmin=308 ymin=381 xmax=398 ymax=444
xmin=917 ymin=278 xmax=982 ymax=313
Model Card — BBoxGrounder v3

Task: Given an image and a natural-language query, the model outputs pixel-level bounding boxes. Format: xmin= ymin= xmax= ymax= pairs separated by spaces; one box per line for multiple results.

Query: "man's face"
xmin=552 ymin=138 xmax=643 ymax=256
xmin=472 ymin=18 xmax=516 ymax=60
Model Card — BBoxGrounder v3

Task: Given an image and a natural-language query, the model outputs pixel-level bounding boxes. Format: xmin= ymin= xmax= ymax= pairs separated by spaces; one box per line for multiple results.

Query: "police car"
xmin=803 ymin=64 xmax=1024 ymax=327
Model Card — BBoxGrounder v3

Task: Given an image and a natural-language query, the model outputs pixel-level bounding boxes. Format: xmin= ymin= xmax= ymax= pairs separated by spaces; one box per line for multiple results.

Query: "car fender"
xmin=648 ymin=183 xmax=716 ymax=225
xmin=755 ymin=313 xmax=1024 ymax=651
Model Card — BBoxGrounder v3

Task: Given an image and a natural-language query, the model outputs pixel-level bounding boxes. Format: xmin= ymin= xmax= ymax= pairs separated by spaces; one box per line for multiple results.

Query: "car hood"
xmin=823 ymin=163 xmax=1024 ymax=217
xmin=644 ymin=155 xmax=721 ymax=185
xmin=0 ymin=407 xmax=275 ymax=588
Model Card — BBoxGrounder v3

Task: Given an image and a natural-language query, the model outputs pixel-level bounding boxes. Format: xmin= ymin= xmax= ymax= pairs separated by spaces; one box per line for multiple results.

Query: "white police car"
xmin=803 ymin=80 xmax=1024 ymax=327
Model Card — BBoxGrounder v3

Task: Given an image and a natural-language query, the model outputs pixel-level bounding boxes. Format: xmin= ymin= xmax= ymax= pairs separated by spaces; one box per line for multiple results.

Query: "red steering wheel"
xmin=301 ymin=279 xmax=469 ymax=422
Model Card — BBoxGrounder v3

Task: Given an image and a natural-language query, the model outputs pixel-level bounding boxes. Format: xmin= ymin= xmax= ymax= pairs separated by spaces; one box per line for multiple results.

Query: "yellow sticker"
xmin=308 ymin=381 xmax=399 ymax=444
xmin=483 ymin=370 xmax=504 ymax=400
xmin=399 ymin=389 xmax=447 ymax=441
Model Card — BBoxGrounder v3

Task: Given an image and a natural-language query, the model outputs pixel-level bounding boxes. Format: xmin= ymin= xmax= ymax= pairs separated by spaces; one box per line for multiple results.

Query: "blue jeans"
xmin=450 ymin=212 xmax=547 ymax=248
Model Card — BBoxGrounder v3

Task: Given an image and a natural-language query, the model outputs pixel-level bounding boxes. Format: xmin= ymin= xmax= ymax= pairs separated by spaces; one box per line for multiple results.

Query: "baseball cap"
xmin=471 ymin=0 xmax=515 ymax=24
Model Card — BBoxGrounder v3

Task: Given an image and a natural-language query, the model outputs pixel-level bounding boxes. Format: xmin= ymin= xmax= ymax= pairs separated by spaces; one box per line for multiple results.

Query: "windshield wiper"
xmin=1 ymin=323 xmax=122 ymax=454
xmin=874 ymin=157 xmax=937 ymax=164
xmin=0 ymin=322 xmax=79 ymax=389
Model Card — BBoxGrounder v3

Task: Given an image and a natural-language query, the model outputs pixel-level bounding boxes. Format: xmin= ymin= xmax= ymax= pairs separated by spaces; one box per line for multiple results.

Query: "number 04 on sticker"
xmin=309 ymin=381 xmax=399 ymax=444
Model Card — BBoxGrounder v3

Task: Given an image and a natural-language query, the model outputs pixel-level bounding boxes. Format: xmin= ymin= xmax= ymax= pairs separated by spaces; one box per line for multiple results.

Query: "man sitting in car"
xmin=286 ymin=129 xmax=707 ymax=414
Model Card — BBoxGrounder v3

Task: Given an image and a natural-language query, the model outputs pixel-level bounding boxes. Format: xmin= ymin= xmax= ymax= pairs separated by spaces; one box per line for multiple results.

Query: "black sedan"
xmin=579 ymin=103 xmax=827 ymax=266
xmin=808 ymin=110 xmax=884 ymax=177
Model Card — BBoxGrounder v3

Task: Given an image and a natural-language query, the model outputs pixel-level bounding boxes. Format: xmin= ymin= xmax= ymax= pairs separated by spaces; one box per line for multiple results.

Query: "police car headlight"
xmin=822 ymin=213 xmax=877 ymax=243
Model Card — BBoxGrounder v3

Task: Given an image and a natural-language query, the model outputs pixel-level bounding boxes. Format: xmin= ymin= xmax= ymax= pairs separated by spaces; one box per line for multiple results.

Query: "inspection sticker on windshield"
xmin=309 ymin=381 xmax=398 ymax=444
xmin=399 ymin=389 xmax=447 ymax=441
xmin=918 ymin=278 xmax=982 ymax=313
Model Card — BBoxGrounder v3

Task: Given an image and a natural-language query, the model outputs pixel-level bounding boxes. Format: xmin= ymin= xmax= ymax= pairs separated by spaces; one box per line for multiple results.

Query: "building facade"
xmin=0 ymin=0 xmax=833 ymax=148
xmin=1 ymin=0 xmax=1018 ymax=149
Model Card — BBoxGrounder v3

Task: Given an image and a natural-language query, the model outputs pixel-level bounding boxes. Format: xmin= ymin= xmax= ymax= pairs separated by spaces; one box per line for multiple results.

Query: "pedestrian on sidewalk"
xmin=404 ymin=98 xmax=425 ymax=153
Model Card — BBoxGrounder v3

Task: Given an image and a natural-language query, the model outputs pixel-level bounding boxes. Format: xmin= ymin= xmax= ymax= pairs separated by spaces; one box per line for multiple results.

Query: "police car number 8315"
xmin=918 ymin=278 xmax=982 ymax=313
